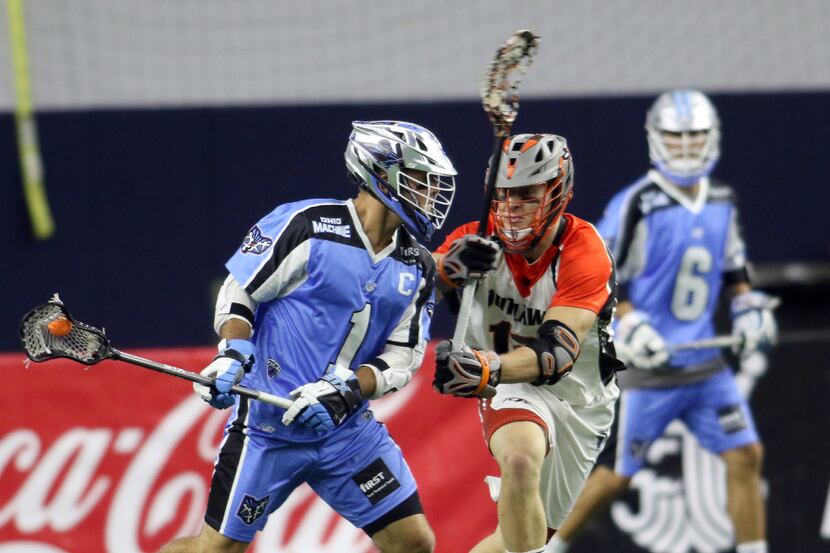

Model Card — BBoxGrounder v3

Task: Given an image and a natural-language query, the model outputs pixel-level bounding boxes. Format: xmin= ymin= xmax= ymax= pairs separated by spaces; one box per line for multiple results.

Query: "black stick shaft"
xmin=111 ymin=349 xmax=291 ymax=408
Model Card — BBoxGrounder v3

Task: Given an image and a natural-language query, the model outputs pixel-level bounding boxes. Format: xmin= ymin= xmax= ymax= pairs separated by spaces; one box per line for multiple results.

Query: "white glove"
xmin=193 ymin=338 xmax=255 ymax=409
xmin=731 ymin=291 xmax=778 ymax=358
xmin=281 ymin=366 xmax=363 ymax=435
xmin=614 ymin=311 xmax=670 ymax=369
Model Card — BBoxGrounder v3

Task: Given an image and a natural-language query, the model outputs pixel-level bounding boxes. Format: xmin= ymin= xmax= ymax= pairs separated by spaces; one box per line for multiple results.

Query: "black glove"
xmin=438 ymin=235 xmax=499 ymax=288
xmin=433 ymin=340 xmax=501 ymax=398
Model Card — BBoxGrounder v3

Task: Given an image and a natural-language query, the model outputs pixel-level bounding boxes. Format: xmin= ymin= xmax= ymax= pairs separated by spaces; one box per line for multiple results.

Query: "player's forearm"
xmin=497 ymin=346 xmax=544 ymax=383
xmin=353 ymin=365 xmax=379 ymax=398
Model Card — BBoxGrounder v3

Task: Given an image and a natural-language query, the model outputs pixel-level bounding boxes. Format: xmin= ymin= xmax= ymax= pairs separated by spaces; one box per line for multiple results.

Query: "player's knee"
xmin=497 ymin=450 xmax=543 ymax=488
xmin=723 ymin=442 xmax=764 ymax=476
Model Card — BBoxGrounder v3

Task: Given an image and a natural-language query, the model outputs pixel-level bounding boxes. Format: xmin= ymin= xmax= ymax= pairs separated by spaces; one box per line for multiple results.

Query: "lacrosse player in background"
xmin=160 ymin=121 xmax=456 ymax=553
xmin=548 ymin=90 xmax=776 ymax=553
xmin=432 ymin=134 xmax=623 ymax=553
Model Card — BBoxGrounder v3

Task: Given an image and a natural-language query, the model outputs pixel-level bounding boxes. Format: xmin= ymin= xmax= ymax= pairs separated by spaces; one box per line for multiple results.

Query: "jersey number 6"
xmin=671 ymin=246 xmax=712 ymax=321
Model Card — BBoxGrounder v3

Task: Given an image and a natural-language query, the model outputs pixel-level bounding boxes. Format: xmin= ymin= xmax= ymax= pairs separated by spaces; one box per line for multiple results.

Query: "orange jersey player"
xmin=432 ymin=134 xmax=623 ymax=553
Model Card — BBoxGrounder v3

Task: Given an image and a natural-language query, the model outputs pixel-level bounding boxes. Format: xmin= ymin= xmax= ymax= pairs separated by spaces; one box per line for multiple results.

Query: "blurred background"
xmin=1 ymin=1 xmax=829 ymax=552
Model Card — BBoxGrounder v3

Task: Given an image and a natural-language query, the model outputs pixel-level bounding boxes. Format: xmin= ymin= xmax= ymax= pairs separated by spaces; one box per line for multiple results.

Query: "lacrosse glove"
xmin=194 ymin=338 xmax=255 ymax=409
xmin=433 ymin=340 xmax=501 ymax=398
xmin=437 ymin=235 xmax=499 ymax=289
xmin=614 ymin=311 xmax=670 ymax=370
xmin=731 ymin=291 xmax=778 ymax=358
xmin=281 ymin=366 xmax=364 ymax=435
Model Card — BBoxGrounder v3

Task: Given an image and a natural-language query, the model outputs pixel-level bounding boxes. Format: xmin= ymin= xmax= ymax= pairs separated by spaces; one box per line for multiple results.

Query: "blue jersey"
xmin=226 ymin=198 xmax=435 ymax=442
xmin=597 ymin=170 xmax=749 ymax=377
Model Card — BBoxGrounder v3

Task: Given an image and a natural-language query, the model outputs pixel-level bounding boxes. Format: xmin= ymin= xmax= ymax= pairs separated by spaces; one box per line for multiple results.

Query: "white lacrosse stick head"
xmin=480 ymin=30 xmax=540 ymax=136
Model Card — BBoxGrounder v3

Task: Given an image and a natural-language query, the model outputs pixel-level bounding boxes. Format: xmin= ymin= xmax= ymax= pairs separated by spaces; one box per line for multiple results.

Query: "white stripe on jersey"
xmin=250 ymin=239 xmax=311 ymax=303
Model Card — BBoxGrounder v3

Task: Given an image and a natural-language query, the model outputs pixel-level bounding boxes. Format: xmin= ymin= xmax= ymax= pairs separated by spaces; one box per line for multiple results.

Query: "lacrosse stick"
xmin=452 ymin=29 xmax=539 ymax=350
xmin=671 ymin=297 xmax=782 ymax=352
xmin=19 ymin=294 xmax=291 ymax=408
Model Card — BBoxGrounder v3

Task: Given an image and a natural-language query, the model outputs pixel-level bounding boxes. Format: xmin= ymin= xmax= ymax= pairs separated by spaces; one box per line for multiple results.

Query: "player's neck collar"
xmin=648 ymin=169 xmax=709 ymax=214
xmin=346 ymin=198 xmax=399 ymax=263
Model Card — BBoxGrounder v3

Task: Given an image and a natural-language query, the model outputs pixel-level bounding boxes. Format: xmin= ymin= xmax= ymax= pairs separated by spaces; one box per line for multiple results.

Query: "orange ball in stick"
xmin=47 ymin=316 xmax=73 ymax=337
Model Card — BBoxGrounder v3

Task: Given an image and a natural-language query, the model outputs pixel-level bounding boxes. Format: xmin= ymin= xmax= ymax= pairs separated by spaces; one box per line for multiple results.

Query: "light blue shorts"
xmin=204 ymin=400 xmax=419 ymax=542
xmin=615 ymin=368 xmax=759 ymax=477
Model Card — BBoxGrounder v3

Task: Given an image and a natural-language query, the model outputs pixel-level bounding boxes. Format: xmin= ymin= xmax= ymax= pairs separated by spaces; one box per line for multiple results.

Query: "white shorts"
xmin=479 ymin=382 xmax=617 ymax=529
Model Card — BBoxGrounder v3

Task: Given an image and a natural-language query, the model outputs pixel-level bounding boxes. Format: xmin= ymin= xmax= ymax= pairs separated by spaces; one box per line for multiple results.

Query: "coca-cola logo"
xmin=0 ymin=383 xmax=423 ymax=553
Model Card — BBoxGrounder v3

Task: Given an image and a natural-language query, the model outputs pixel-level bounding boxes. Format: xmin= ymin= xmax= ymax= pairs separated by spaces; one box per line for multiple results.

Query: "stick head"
xmin=481 ymin=30 xmax=540 ymax=137
xmin=20 ymin=294 xmax=111 ymax=365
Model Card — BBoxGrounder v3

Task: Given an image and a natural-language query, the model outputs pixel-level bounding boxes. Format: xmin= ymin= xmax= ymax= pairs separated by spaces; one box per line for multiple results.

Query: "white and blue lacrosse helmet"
xmin=646 ymin=90 xmax=721 ymax=187
xmin=345 ymin=121 xmax=456 ymax=240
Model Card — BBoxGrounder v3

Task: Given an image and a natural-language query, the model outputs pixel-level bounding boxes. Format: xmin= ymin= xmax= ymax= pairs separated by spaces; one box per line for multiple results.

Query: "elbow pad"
xmin=520 ymin=320 xmax=580 ymax=386
xmin=362 ymin=342 xmax=425 ymax=399
xmin=214 ymin=275 xmax=257 ymax=336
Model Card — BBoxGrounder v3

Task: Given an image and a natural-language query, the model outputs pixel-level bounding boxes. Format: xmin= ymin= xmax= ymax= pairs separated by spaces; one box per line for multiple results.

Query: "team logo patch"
xmin=241 ymin=225 xmax=272 ymax=255
xmin=267 ymin=358 xmax=281 ymax=379
xmin=236 ymin=494 xmax=269 ymax=525
xmin=352 ymin=458 xmax=400 ymax=505
xmin=717 ymin=405 xmax=748 ymax=434
xmin=363 ymin=281 xmax=377 ymax=293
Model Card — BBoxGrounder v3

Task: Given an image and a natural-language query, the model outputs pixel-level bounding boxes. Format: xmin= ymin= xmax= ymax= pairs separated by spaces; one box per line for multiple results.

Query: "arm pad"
xmin=361 ymin=342 xmax=425 ymax=399
xmin=214 ymin=274 xmax=258 ymax=336
xmin=520 ymin=319 xmax=581 ymax=386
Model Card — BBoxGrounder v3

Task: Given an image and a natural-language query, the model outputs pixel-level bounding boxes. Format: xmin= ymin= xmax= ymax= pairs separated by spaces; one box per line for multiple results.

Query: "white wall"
xmin=1 ymin=0 xmax=828 ymax=110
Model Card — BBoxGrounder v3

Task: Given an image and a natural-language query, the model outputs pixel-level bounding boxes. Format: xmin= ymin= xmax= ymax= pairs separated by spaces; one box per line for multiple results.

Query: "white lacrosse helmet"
xmin=646 ymin=89 xmax=721 ymax=186
xmin=345 ymin=121 xmax=456 ymax=240
xmin=490 ymin=134 xmax=574 ymax=252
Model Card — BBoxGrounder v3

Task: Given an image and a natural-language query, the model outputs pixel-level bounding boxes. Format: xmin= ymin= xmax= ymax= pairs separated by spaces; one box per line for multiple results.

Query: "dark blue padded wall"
xmin=2 ymin=92 xmax=828 ymax=350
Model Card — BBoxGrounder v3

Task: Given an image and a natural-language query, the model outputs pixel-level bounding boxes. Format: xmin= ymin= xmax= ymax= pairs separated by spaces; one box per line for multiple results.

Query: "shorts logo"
xmin=236 ymin=494 xmax=269 ymax=525
xmin=241 ymin=226 xmax=273 ymax=255
xmin=267 ymin=358 xmax=281 ymax=379
xmin=352 ymin=458 xmax=400 ymax=505
xmin=717 ymin=405 xmax=747 ymax=433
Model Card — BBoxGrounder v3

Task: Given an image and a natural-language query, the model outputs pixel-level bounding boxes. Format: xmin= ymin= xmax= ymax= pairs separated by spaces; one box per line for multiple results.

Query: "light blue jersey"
xmin=597 ymin=170 xmax=749 ymax=378
xmin=594 ymin=170 xmax=759 ymax=473
xmin=227 ymin=198 xmax=435 ymax=442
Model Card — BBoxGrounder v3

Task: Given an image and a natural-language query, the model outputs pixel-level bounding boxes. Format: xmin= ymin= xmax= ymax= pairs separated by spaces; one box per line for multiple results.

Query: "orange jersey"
xmin=436 ymin=214 xmax=618 ymax=406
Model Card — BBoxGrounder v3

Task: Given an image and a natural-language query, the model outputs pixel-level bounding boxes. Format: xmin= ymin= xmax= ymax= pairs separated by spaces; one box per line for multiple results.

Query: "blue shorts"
xmin=204 ymin=399 xmax=419 ymax=542
xmin=615 ymin=368 xmax=759 ymax=477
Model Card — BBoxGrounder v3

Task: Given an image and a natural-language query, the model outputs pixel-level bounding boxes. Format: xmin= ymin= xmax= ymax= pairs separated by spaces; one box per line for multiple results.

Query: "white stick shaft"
xmin=671 ymin=335 xmax=741 ymax=351
xmin=452 ymin=281 xmax=478 ymax=349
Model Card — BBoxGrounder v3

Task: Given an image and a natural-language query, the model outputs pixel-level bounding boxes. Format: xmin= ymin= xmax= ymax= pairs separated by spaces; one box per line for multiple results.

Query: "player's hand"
xmin=282 ymin=367 xmax=364 ymax=435
xmin=730 ymin=291 xmax=778 ymax=357
xmin=438 ymin=235 xmax=499 ymax=289
xmin=193 ymin=338 xmax=255 ymax=409
xmin=614 ymin=311 xmax=670 ymax=370
xmin=433 ymin=340 xmax=501 ymax=398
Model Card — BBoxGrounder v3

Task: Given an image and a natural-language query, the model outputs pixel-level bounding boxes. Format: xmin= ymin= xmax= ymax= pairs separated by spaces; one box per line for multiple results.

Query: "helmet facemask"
xmin=395 ymin=168 xmax=455 ymax=236
xmin=492 ymin=177 xmax=571 ymax=253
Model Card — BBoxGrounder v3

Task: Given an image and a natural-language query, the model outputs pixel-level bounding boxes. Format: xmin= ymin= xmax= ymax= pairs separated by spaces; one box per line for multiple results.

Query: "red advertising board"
xmin=1 ymin=344 xmax=498 ymax=552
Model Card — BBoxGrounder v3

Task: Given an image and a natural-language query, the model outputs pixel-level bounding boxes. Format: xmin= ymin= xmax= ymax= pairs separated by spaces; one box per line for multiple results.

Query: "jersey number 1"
xmin=671 ymin=246 xmax=712 ymax=321
xmin=329 ymin=303 xmax=372 ymax=371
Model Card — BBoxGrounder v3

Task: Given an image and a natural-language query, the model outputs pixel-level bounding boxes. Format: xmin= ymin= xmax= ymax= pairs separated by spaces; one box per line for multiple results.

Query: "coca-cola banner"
xmin=1 ymin=346 xmax=498 ymax=553
xmin=4 ymin=340 xmax=829 ymax=552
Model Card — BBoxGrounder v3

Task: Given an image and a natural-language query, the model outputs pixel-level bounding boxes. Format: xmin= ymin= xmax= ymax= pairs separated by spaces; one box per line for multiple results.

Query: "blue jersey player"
xmin=160 ymin=121 xmax=457 ymax=553
xmin=548 ymin=91 xmax=777 ymax=553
